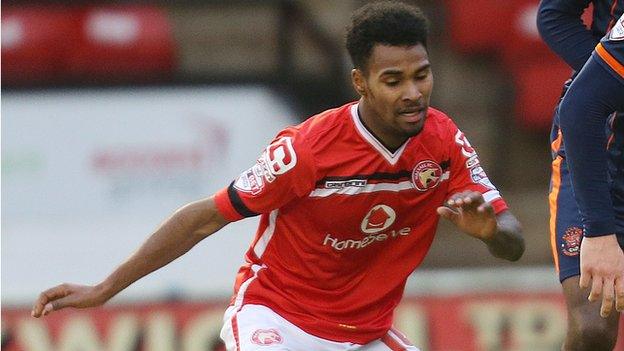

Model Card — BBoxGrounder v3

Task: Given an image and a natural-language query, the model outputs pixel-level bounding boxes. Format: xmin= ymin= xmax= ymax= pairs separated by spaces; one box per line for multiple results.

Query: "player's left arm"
xmin=437 ymin=191 xmax=524 ymax=261
xmin=441 ymin=123 xmax=524 ymax=261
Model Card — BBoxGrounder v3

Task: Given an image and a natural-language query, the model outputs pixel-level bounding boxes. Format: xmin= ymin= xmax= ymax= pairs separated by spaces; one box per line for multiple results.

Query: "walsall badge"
xmin=412 ymin=160 xmax=442 ymax=191
xmin=251 ymin=329 xmax=283 ymax=345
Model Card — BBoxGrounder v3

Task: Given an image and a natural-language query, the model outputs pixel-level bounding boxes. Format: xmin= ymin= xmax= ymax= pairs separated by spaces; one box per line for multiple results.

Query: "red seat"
xmin=445 ymin=0 xmax=592 ymax=132
xmin=499 ymin=0 xmax=556 ymax=69
xmin=444 ymin=0 xmax=515 ymax=55
xmin=67 ymin=5 xmax=175 ymax=82
xmin=513 ymin=60 xmax=572 ymax=131
xmin=1 ymin=7 xmax=79 ymax=85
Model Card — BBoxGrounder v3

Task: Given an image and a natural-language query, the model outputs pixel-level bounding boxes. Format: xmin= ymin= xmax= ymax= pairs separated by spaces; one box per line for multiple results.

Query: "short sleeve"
xmin=214 ymin=128 xmax=317 ymax=221
xmin=446 ymin=124 xmax=508 ymax=214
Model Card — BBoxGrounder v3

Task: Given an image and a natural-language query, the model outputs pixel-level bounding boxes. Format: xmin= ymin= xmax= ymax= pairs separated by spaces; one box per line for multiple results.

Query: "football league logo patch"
xmin=251 ymin=329 xmax=283 ymax=345
xmin=561 ymin=227 xmax=582 ymax=257
xmin=233 ymin=163 xmax=266 ymax=195
xmin=412 ymin=160 xmax=442 ymax=191
xmin=470 ymin=166 xmax=496 ymax=190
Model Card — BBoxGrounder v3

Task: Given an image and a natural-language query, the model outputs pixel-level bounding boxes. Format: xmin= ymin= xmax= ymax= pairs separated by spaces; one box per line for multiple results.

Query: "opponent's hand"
xmin=31 ymin=283 xmax=108 ymax=318
xmin=436 ymin=190 xmax=497 ymax=241
xmin=579 ymin=235 xmax=624 ymax=318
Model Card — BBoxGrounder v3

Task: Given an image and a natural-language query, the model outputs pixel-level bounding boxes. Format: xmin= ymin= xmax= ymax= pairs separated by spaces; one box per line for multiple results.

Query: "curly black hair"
xmin=346 ymin=1 xmax=429 ymax=71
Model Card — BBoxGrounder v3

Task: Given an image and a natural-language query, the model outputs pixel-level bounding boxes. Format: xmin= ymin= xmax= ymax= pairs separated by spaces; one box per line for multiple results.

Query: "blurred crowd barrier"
xmin=4 ymin=291 xmax=624 ymax=351
xmin=2 ymin=87 xmax=291 ymax=303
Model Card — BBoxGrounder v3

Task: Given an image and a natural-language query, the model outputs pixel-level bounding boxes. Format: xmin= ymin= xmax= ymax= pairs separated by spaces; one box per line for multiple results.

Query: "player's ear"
xmin=351 ymin=68 xmax=367 ymax=96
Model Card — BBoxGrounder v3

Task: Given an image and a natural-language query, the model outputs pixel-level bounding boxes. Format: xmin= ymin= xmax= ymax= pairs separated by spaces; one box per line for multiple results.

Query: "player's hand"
xmin=31 ymin=283 xmax=108 ymax=318
xmin=579 ymin=235 xmax=624 ymax=318
xmin=436 ymin=190 xmax=497 ymax=241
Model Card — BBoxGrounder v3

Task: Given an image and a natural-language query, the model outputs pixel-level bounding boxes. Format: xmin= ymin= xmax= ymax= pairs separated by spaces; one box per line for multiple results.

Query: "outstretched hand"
xmin=579 ymin=235 xmax=624 ymax=318
xmin=31 ymin=283 xmax=108 ymax=318
xmin=436 ymin=190 xmax=497 ymax=241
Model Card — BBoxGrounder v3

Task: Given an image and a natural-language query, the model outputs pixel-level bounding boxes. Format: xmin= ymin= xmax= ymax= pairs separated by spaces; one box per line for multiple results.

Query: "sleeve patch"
xmin=233 ymin=163 xmax=267 ymax=195
xmin=609 ymin=15 xmax=624 ymax=41
xmin=454 ymin=130 xmax=477 ymax=158
xmin=454 ymin=129 xmax=496 ymax=189
xmin=262 ymin=136 xmax=297 ymax=177
xmin=233 ymin=136 xmax=299 ymax=195
xmin=470 ymin=166 xmax=496 ymax=190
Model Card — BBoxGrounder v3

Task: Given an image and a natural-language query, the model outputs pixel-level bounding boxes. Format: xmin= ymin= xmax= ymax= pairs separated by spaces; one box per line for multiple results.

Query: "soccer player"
xmin=560 ymin=13 xmax=624 ymax=349
xmin=537 ymin=1 xmax=623 ymax=349
xmin=31 ymin=2 xmax=524 ymax=350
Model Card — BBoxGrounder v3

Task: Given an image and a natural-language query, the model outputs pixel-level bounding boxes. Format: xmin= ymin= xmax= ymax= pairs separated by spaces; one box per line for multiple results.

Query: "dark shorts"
xmin=550 ymin=112 xmax=624 ymax=283
xmin=549 ymin=146 xmax=584 ymax=282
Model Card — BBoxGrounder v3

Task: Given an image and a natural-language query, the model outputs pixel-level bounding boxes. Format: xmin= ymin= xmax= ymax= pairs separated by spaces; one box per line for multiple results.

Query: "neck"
xmin=357 ymin=99 xmax=407 ymax=151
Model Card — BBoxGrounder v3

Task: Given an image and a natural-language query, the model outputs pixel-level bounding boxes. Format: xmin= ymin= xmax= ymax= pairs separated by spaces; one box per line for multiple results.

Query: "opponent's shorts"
xmin=549 ymin=137 xmax=584 ymax=282
xmin=550 ymin=112 xmax=624 ymax=283
xmin=220 ymin=304 xmax=420 ymax=351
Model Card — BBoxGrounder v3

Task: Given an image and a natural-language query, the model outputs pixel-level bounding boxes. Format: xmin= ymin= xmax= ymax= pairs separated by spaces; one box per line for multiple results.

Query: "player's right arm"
xmin=31 ymin=196 xmax=229 ymax=317
xmin=32 ymin=126 xmax=316 ymax=318
xmin=537 ymin=0 xmax=597 ymax=71
xmin=438 ymin=123 xmax=524 ymax=262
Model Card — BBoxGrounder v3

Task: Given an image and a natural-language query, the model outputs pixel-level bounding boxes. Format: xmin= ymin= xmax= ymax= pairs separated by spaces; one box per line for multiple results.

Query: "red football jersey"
xmin=214 ymin=102 xmax=507 ymax=344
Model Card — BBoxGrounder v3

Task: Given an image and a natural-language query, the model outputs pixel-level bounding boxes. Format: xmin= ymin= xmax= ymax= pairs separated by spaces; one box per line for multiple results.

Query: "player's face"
xmin=353 ymin=43 xmax=433 ymax=149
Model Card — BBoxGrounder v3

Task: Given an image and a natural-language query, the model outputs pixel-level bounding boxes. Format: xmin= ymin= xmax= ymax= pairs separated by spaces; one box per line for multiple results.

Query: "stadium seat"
xmin=445 ymin=0 xmax=584 ymax=132
xmin=444 ymin=0 xmax=516 ymax=55
xmin=499 ymin=0 xmax=555 ymax=69
xmin=512 ymin=60 xmax=572 ymax=131
xmin=67 ymin=5 xmax=176 ymax=82
xmin=1 ymin=6 xmax=79 ymax=85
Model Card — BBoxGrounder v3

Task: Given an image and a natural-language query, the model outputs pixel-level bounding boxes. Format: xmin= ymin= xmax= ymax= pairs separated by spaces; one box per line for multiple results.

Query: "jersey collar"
xmin=350 ymin=103 xmax=409 ymax=166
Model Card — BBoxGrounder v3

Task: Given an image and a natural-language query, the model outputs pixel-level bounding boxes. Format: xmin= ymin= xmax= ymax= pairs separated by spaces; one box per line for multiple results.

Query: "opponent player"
xmin=559 ymin=13 xmax=624 ymax=349
xmin=537 ymin=1 xmax=623 ymax=349
xmin=31 ymin=2 xmax=524 ymax=350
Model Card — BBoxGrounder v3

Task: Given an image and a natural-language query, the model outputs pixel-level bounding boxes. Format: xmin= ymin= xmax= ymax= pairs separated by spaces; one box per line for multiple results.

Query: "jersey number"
xmin=264 ymin=137 xmax=297 ymax=176
xmin=454 ymin=130 xmax=477 ymax=158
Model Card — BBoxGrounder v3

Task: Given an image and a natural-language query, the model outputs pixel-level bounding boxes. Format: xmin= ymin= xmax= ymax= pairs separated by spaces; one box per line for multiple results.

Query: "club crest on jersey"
xmin=412 ymin=160 xmax=442 ymax=191
xmin=251 ymin=329 xmax=283 ymax=345
xmin=361 ymin=204 xmax=396 ymax=233
xmin=610 ymin=16 xmax=624 ymax=41
xmin=561 ymin=227 xmax=582 ymax=257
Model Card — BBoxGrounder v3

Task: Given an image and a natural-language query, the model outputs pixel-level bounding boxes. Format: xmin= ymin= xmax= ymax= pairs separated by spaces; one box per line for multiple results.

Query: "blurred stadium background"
xmin=2 ymin=0 xmax=620 ymax=350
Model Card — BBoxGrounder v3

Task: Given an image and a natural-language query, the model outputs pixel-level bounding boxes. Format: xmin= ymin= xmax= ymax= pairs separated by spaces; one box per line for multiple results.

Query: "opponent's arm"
xmin=537 ymin=0 xmax=597 ymax=71
xmin=32 ymin=196 xmax=229 ymax=317
xmin=437 ymin=191 xmax=524 ymax=262
xmin=559 ymin=56 xmax=624 ymax=239
xmin=558 ymin=54 xmax=624 ymax=317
